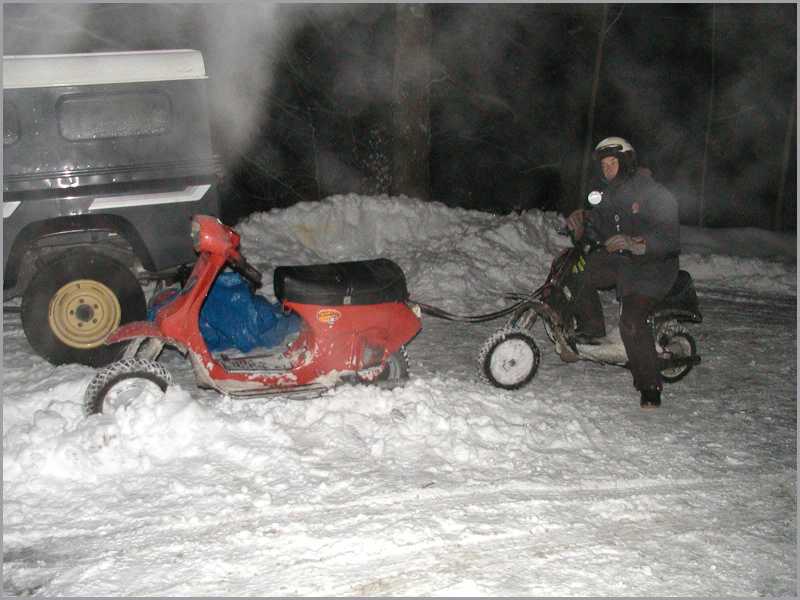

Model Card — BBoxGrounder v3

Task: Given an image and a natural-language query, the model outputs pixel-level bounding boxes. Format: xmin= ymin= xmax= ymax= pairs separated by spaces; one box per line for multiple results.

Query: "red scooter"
xmin=84 ymin=215 xmax=422 ymax=414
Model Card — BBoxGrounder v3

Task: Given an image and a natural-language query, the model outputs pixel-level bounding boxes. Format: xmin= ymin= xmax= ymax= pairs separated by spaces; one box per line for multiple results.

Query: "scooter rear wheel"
xmin=359 ymin=346 xmax=410 ymax=388
xmin=84 ymin=358 xmax=172 ymax=416
xmin=478 ymin=327 xmax=540 ymax=390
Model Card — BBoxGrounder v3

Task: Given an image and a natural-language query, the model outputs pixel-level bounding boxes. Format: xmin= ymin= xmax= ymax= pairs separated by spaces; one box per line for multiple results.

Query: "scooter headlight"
xmin=190 ymin=219 xmax=202 ymax=251
xmin=409 ymin=302 xmax=422 ymax=318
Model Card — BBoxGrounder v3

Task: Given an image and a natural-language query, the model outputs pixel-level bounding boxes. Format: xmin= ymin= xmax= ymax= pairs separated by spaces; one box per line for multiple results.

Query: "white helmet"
xmin=593 ymin=136 xmax=638 ymax=177
xmin=593 ymin=136 xmax=635 ymax=159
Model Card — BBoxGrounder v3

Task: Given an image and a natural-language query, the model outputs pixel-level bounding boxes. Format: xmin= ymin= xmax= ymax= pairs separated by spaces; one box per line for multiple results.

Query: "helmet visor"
xmin=593 ymin=144 xmax=625 ymax=161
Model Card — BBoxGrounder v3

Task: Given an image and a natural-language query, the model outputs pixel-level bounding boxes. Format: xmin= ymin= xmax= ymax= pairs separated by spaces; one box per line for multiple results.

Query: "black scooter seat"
xmin=274 ymin=258 xmax=409 ymax=306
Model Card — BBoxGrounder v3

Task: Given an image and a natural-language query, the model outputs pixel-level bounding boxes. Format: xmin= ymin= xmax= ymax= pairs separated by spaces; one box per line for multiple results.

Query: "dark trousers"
xmin=572 ymin=251 xmax=662 ymax=391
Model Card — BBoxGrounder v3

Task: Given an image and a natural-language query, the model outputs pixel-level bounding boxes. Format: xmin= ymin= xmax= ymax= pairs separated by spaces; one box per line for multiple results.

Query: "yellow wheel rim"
xmin=48 ymin=279 xmax=122 ymax=349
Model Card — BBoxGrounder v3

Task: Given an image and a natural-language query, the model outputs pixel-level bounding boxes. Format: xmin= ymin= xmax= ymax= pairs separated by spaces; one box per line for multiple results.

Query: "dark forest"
xmin=4 ymin=3 xmax=796 ymax=229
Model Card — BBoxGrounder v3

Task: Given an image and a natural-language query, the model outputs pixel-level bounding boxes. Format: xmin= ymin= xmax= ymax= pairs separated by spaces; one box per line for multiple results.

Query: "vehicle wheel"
xmin=478 ymin=327 xmax=540 ymax=390
xmin=84 ymin=358 xmax=172 ymax=416
xmin=21 ymin=251 xmax=146 ymax=367
xmin=358 ymin=346 xmax=410 ymax=388
xmin=656 ymin=322 xmax=698 ymax=383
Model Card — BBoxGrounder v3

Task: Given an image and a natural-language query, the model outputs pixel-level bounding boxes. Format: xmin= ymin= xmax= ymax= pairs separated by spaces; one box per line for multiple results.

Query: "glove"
xmin=565 ymin=209 xmax=585 ymax=239
xmin=605 ymin=234 xmax=646 ymax=255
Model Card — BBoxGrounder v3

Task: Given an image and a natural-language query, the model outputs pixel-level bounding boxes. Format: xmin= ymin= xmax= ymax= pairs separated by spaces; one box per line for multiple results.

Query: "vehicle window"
xmin=4 ymin=101 xmax=20 ymax=145
xmin=57 ymin=91 xmax=171 ymax=141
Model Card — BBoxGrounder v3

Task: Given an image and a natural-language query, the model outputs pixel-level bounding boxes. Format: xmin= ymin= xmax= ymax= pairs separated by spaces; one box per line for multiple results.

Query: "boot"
xmin=571 ymin=327 xmax=605 ymax=346
xmin=640 ymin=388 xmax=661 ymax=409
xmin=572 ymin=333 xmax=603 ymax=346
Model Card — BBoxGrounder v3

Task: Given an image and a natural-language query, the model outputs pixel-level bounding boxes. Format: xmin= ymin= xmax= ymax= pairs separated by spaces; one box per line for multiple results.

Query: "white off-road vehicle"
xmin=3 ymin=50 xmax=221 ymax=366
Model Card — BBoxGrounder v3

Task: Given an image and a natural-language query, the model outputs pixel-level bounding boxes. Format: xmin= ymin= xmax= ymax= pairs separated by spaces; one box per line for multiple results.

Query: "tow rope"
xmin=413 ymin=299 xmax=527 ymax=323
xmin=411 ymin=279 xmax=550 ymax=324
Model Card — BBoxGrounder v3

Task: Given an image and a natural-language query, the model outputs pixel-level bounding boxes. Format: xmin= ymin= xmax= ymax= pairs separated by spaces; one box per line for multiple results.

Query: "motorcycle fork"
xmin=552 ymin=277 xmax=581 ymax=335
xmin=509 ymin=304 xmax=539 ymax=330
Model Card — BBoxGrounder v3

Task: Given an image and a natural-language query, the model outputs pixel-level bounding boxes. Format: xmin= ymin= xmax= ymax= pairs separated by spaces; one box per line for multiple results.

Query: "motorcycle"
xmin=84 ymin=215 xmax=422 ymax=414
xmin=477 ymin=231 xmax=702 ymax=390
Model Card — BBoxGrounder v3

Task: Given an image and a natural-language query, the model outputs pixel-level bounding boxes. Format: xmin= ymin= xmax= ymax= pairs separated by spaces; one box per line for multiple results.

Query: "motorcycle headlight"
xmin=587 ymin=190 xmax=603 ymax=205
xmin=409 ymin=302 xmax=422 ymax=318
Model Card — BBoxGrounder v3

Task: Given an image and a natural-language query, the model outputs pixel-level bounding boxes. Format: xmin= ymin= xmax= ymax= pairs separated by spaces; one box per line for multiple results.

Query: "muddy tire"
xmin=84 ymin=358 xmax=172 ymax=416
xmin=21 ymin=251 xmax=146 ymax=367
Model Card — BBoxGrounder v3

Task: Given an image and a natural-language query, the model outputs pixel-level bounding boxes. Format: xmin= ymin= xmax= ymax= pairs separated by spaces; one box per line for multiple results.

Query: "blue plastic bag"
xmin=148 ymin=271 xmax=300 ymax=353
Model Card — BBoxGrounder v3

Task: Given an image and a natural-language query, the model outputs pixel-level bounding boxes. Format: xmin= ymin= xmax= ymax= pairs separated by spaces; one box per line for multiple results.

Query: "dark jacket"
xmin=586 ymin=169 xmax=680 ymax=299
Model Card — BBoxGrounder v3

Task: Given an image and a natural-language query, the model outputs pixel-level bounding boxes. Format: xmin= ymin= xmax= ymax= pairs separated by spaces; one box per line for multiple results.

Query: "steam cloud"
xmin=2 ymin=3 xmax=297 ymax=162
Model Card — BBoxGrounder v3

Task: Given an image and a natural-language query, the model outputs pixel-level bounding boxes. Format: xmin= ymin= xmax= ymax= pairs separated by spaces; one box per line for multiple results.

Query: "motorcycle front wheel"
xmin=478 ymin=327 xmax=541 ymax=390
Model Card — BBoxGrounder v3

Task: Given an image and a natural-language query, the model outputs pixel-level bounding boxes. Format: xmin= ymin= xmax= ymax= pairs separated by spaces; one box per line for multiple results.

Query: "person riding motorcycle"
xmin=565 ymin=136 xmax=680 ymax=409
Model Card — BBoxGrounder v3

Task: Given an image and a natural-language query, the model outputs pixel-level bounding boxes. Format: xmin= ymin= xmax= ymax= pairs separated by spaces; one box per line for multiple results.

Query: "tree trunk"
xmin=578 ymin=4 xmax=609 ymax=207
xmin=699 ymin=4 xmax=716 ymax=228
xmin=773 ymin=86 xmax=796 ymax=231
xmin=391 ymin=4 xmax=431 ymax=201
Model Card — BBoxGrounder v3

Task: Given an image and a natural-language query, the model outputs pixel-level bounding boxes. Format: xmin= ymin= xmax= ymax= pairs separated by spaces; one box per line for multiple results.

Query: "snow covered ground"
xmin=3 ymin=195 xmax=796 ymax=596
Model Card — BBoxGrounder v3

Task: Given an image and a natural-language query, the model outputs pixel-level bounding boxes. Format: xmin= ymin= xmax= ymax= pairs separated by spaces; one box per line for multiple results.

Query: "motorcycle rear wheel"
xmin=656 ymin=322 xmax=697 ymax=383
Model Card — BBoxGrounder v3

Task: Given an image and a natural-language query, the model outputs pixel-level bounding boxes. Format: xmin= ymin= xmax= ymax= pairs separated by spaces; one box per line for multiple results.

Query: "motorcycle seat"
xmin=274 ymin=258 xmax=409 ymax=306
xmin=654 ymin=270 xmax=702 ymax=319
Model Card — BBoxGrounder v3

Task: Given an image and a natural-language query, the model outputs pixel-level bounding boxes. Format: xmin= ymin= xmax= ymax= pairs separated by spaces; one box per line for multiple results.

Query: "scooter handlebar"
xmin=230 ymin=253 xmax=263 ymax=288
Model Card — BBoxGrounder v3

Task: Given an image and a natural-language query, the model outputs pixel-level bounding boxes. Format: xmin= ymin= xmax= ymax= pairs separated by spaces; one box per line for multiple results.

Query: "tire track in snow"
xmin=262 ymin=469 xmax=795 ymax=595
xmin=5 ymin=470 xmax=790 ymax=595
xmin=260 ymin=471 xmax=792 ymax=515
xmin=695 ymin=285 xmax=795 ymax=307
xmin=8 ymin=471 xmax=785 ymax=548
xmin=214 ymin=474 xmax=794 ymax=594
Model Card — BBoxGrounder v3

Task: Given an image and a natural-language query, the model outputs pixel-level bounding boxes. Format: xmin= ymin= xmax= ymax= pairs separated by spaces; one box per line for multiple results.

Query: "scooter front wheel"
xmin=478 ymin=327 xmax=540 ymax=390
xmin=84 ymin=358 xmax=172 ymax=416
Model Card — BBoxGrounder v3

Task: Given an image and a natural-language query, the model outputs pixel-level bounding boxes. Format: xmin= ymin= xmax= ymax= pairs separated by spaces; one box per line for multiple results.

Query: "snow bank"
xmin=681 ymin=225 xmax=796 ymax=260
xmin=236 ymin=194 xmax=796 ymax=308
xmin=237 ymin=194 xmax=569 ymax=312
xmin=3 ymin=382 xmax=227 ymax=483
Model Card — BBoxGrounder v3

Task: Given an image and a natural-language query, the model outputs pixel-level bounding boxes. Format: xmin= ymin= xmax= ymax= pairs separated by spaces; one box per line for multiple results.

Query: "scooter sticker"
xmin=317 ymin=308 xmax=342 ymax=326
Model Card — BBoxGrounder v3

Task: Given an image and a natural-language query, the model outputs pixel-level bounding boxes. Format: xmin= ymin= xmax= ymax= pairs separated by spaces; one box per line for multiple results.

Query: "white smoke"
xmin=2 ymin=4 xmax=300 ymax=164
xmin=194 ymin=4 xmax=290 ymax=160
